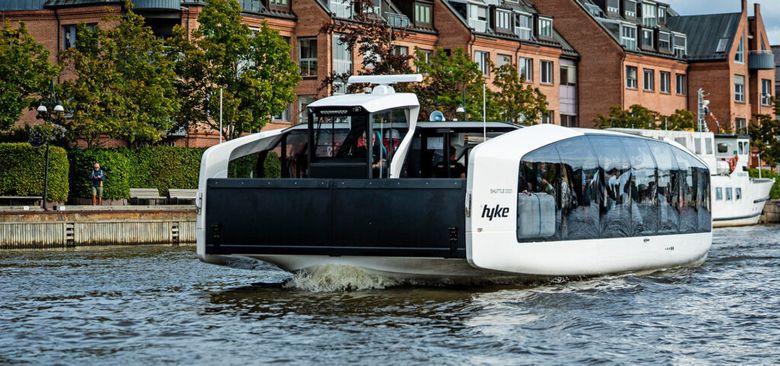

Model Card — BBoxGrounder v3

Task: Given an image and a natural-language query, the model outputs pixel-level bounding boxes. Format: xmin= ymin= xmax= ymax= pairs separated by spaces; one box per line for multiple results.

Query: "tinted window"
xmin=555 ymin=137 xmax=600 ymax=240
xmin=648 ymin=141 xmax=679 ymax=234
xmin=518 ymin=145 xmax=561 ymax=241
xmin=589 ymin=135 xmax=632 ymax=238
xmin=622 ymin=138 xmax=658 ymax=235
xmin=697 ymin=166 xmax=711 ymax=231
xmin=726 ymin=187 xmax=733 ymax=200
xmin=715 ymin=187 xmax=723 ymax=200
xmin=675 ymin=151 xmax=698 ymax=233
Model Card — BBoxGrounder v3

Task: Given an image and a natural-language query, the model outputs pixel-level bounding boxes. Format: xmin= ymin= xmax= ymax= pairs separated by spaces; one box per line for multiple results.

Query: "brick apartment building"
xmin=535 ymin=0 xmax=776 ymax=130
xmin=0 ymin=0 xmax=775 ymax=144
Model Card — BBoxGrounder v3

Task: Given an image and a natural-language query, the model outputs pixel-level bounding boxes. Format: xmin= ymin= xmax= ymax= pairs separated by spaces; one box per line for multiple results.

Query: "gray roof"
xmin=667 ymin=13 xmax=741 ymax=61
xmin=44 ymin=0 xmax=121 ymax=7
xmin=0 ymin=0 xmax=46 ymax=10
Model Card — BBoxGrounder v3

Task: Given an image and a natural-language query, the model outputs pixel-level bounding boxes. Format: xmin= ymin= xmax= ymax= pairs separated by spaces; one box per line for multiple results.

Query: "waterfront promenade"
xmin=0 ymin=205 xmax=195 ymax=249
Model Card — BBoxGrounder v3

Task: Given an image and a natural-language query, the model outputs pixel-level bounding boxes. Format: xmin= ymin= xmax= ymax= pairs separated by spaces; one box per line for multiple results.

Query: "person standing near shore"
xmin=90 ymin=163 xmax=105 ymax=206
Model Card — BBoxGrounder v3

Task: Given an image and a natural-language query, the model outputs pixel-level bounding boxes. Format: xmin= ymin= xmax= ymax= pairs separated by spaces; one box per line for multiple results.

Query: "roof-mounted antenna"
xmin=347 ymin=74 xmax=424 ymax=96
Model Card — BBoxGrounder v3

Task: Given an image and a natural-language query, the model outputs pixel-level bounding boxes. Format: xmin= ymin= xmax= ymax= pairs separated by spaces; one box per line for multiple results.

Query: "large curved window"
xmin=621 ymin=138 xmax=658 ymax=235
xmin=647 ymin=141 xmax=680 ymax=234
xmin=588 ymin=135 xmax=632 ymax=238
xmin=518 ymin=145 xmax=561 ymax=241
xmin=552 ymin=136 xmax=600 ymax=240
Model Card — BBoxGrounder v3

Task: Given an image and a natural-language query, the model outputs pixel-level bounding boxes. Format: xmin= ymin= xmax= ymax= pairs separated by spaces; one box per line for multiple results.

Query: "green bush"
xmin=0 ymin=142 xmax=69 ymax=202
xmin=68 ymin=146 xmax=205 ymax=199
xmin=748 ymin=169 xmax=780 ymax=199
xmin=228 ymin=151 xmax=281 ymax=178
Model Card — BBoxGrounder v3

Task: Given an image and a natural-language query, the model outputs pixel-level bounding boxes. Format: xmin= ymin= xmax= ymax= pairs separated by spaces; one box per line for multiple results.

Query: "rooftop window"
xmin=515 ymin=12 xmax=532 ymax=40
xmin=468 ymin=3 xmax=488 ymax=33
xmin=623 ymin=0 xmax=636 ymax=18
xmin=621 ymin=24 xmax=637 ymax=50
xmin=735 ymin=35 xmax=745 ymax=63
xmin=538 ymin=17 xmax=553 ymax=39
xmin=642 ymin=2 xmax=657 ymax=28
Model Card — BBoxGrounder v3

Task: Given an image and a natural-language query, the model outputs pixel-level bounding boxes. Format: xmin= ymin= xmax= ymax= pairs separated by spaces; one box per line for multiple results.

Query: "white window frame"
xmin=497 ymin=53 xmax=512 ymax=68
xmin=660 ymin=71 xmax=671 ymax=94
xmin=514 ymin=12 xmax=532 ymax=40
xmin=734 ymin=74 xmax=745 ymax=103
xmin=475 ymin=51 xmax=490 ymax=75
xmin=762 ymin=79 xmax=772 ymax=106
xmin=415 ymin=2 xmax=432 ymax=25
xmin=606 ymin=0 xmax=619 ymax=13
xmin=641 ymin=3 xmax=657 ymax=28
xmin=298 ymin=37 xmax=317 ymax=77
xmin=626 ymin=66 xmax=638 ymax=89
xmin=643 ymin=68 xmax=654 ymax=91
xmin=468 ymin=4 xmax=488 ymax=33
xmin=538 ymin=17 xmax=553 ymax=38
xmin=332 ymin=33 xmax=352 ymax=94
xmin=676 ymin=73 xmax=686 ymax=95
xmin=496 ymin=9 xmax=512 ymax=30
xmin=624 ymin=0 xmax=637 ymax=18
xmin=673 ymin=32 xmax=687 ymax=58
xmin=541 ymin=60 xmax=554 ymax=84
xmin=642 ymin=28 xmax=654 ymax=50
xmin=735 ymin=35 xmax=745 ymax=64
xmin=519 ymin=57 xmax=533 ymax=82
xmin=621 ymin=24 xmax=637 ymax=50
xmin=659 ymin=31 xmax=671 ymax=51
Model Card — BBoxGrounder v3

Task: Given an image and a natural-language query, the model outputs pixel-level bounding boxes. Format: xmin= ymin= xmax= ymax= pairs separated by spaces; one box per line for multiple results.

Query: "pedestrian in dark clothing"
xmin=90 ymin=163 xmax=105 ymax=206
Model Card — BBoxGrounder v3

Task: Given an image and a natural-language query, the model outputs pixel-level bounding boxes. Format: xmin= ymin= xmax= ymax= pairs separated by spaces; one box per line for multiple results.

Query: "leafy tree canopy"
xmin=0 ymin=22 xmax=60 ymax=130
xmin=750 ymin=114 xmax=780 ymax=165
xmin=171 ymin=0 xmax=300 ymax=140
xmin=412 ymin=48 xmax=487 ymax=121
xmin=491 ymin=63 xmax=548 ymax=125
xmin=61 ymin=5 xmax=180 ymax=147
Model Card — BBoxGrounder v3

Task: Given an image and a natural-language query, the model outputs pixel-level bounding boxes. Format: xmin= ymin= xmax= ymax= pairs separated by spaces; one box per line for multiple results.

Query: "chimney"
xmin=754 ymin=2 xmax=761 ymax=17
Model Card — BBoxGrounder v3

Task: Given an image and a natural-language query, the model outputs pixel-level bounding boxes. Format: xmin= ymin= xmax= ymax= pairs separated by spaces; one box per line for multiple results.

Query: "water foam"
xmin=284 ymin=264 xmax=401 ymax=292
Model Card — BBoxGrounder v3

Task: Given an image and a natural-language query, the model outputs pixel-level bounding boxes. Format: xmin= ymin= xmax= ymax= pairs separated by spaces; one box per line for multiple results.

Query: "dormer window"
xmin=515 ymin=12 xmax=532 ymax=40
xmin=673 ymin=32 xmax=687 ymax=58
xmin=641 ymin=2 xmax=657 ymax=27
xmin=620 ymin=24 xmax=637 ymax=50
xmin=658 ymin=7 xmax=667 ymax=25
xmin=468 ymin=3 xmax=488 ymax=33
xmin=659 ymin=31 xmax=671 ymax=52
xmin=268 ymin=0 xmax=289 ymax=11
xmin=414 ymin=2 xmax=432 ymax=27
xmin=328 ymin=0 xmax=352 ymax=18
xmin=606 ymin=0 xmax=619 ymax=13
xmin=623 ymin=0 xmax=636 ymax=18
xmin=495 ymin=9 xmax=512 ymax=32
xmin=538 ymin=17 xmax=553 ymax=39
xmin=641 ymin=28 xmax=654 ymax=50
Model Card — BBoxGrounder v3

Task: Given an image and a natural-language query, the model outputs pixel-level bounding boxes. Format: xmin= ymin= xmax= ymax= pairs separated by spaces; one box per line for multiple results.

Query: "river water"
xmin=1 ymin=226 xmax=779 ymax=365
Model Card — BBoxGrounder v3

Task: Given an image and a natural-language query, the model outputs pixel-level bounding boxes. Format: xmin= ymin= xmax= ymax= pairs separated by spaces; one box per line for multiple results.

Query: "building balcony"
xmin=133 ymin=0 xmax=180 ymax=10
xmin=385 ymin=12 xmax=410 ymax=28
xmin=748 ymin=50 xmax=775 ymax=70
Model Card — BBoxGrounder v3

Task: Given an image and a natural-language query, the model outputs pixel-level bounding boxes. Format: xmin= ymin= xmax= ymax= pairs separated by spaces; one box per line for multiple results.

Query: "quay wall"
xmin=760 ymin=200 xmax=780 ymax=224
xmin=0 ymin=207 xmax=196 ymax=249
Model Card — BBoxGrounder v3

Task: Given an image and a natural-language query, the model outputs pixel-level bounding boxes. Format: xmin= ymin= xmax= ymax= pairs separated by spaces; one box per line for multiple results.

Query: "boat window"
xmin=717 ymin=143 xmax=729 ymax=154
xmin=715 ymin=187 xmax=723 ymax=200
xmin=313 ymin=114 xmax=355 ymax=159
xmin=705 ymin=138 xmax=713 ymax=154
xmin=403 ymin=128 xmax=510 ymax=179
xmin=588 ymin=135 xmax=632 ymax=238
xmin=697 ymin=166 xmax=711 ymax=231
xmin=517 ymin=145 xmax=560 ymax=241
xmin=282 ymin=129 xmax=310 ymax=178
xmin=738 ymin=141 xmax=748 ymax=155
xmin=726 ymin=187 xmax=733 ymax=200
xmin=553 ymin=136 xmax=600 ymax=240
xmin=675 ymin=150 xmax=699 ymax=233
xmin=622 ymin=138 xmax=658 ymax=235
xmin=674 ymin=137 xmax=687 ymax=149
xmin=694 ymin=138 xmax=702 ymax=154
xmin=735 ymin=187 xmax=742 ymax=200
xmin=648 ymin=140 xmax=680 ymax=234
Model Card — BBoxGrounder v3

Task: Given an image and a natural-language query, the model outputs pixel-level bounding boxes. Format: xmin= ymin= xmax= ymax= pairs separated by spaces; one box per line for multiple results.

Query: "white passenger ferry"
xmin=612 ymin=129 xmax=774 ymax=227
xmin=196 ymin=75 xmax=713 ymax=281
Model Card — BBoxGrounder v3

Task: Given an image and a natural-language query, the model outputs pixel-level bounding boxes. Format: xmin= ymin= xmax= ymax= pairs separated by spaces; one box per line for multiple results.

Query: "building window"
xmin=642 ymin=3 xmax=657 ymax=27
xmin=561 ymin=115 xmax=578 ymax=127
xmin=643 ymin=69 xmax=654 ymax=91
xmin=468 ymin=4 xmax=488 ymax=32
xmin=673 ymin=33 xmax=687 ymax=58
xmin=273 ymin=103 xmax=292 ymax=122
xmin=641 ymin=29 xmax=654 ymax=50
xmin=328 ymin=0 xmax=352 ymax=18
xmin=497 ymin=54 xmax=512 ymax=68
xmin=519 ymin=57 xmax=533 ymax=82
xmin=676 ymin=74 xmax=686 ymax=95
xmin=62 ymin=23 xmax=97 ymax=50
xmin=560 ymin=64 xmax=576 ymax=86
xmin=715 ymin=187 xmax=723 ymax=201
xmin=475 ymin=51 xmax=489 ymax=75
xmin=496 ymin=9 xmax=512 ymax=31
xmin=515 ymin=13 xmax=532 ymax=40
xmin=726 ymin=187 xmax=733 ymax=201
xmin=298 ymin=95 xmax=315 ymax=124
xmin=736 ymin=119 xmax=746 ymax=134
xmin=660 ymin=71 xmax=670 ymax=94
xmin=269 ymin=0 xmax=289 ymax=9
xmin=623 ymin=0 xmax=636 ymax=18
xmin=658 ymin=6 xmax=667 ymax=25
xmin=538 ymin=17 xmax=553 ymax=38
xmin=734 ymin=74 xmax=745 ymax=103
xmin=621 ymin=25 xmax=637 ymax=50
xmin=541 ymin=111 xmax=554 ymax=124
xmin=659 ymin=31 xmax=671 ymax=52
xmin=606 ymin=0 xmax=619 ymax=13
xmin=332 ymin=33 xmax=352 ymax=94
xmin=541 ymin=60 xmax=553 ymax=84
xmin=298 ymin=38 xmax=317 ymax=77
xmin=626 ymin=66 xmax=638 ymax=89
xmin=735 ymin=35 xmax=745 ymax=63
xmin=762 ymin=79 xmax=772 ymax=106
xmin=394 ymin=45 xmax=409 ymax=56
xmin=415 ymin=2 xmax=432 ymax=26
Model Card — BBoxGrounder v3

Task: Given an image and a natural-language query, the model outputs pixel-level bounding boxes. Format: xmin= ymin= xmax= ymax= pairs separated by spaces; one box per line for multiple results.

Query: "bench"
xmin=168 ymin=189 xmax=197 ymax=204
xmin=0 ymin=196 xmax=43 ymax=206
xmin=129 ymin=188 xmax=165 ymax=205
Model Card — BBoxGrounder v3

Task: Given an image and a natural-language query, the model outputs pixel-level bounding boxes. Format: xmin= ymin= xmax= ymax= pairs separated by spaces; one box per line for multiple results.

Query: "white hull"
xmin=712 ymin=175 xmax=773 ymax=228
xmin=199 ymin=232 xmax=712 ymax=281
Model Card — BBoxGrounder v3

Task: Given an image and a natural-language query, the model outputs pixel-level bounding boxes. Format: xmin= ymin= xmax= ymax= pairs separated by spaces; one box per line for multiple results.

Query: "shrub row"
xmin=69 ymin=147 xmax=206 ymax=200
xmin=0 ymin=143 xmax=69 ymax=202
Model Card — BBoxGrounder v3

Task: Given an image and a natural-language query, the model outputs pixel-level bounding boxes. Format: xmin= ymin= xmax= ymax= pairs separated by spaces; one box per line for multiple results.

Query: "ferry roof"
xmin=307 ymin=92 xmax=419 ymax=113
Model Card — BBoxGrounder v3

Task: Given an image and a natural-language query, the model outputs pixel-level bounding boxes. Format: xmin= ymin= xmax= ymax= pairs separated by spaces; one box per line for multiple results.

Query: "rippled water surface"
xmin=1 ymin=226 xmax=780 ymax=365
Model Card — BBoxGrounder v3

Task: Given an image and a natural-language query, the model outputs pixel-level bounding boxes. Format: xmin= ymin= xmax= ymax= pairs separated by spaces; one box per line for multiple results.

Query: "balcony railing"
xmin=749 ymin=50 xmax=775 ymax=70
xmin=328 ymin=0 xmax=353 ymax=19
xmin=385 ymin=12 xmax=410 ymax=28
xmin=468 ymin=19 xmax=487 ymax=33
xmin=133 ymin=0 xmax=180 ymax=10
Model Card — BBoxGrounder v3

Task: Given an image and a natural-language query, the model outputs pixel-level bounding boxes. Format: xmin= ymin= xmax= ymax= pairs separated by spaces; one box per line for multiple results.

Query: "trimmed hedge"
xmin=748 ymin=169 xmax=780 ymax=199
xmin=228 ymin=151 xmax=281 ymax=178
xmin=0 ymin=143 xmax=69 ymax=202
xmin=69 ymin=147 xmax=205 ymax=200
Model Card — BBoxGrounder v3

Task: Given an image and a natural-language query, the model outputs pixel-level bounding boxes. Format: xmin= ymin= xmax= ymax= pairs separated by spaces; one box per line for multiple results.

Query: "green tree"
xmin=749 ymin=114 xmax=780 ymax=165
xmin=0 ymin=22 xmax=60 ymax=130
xmin=595 ymin=104 xmax=658 ymax=129
xmin=61 ymin=6 xmax=180 ymax=147
xmin=413 ymin=48 xmax=487 ymax=121
xmin=662 ymin=109 xmax=695 ymax=131
xmin=171 ymin=0 xmax=300 ymax=140
xmin=491 ymin=63 xmax=548 ymax=125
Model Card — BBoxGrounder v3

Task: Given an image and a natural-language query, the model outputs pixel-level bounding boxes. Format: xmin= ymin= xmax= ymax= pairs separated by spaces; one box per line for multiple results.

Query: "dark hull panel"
xmin=205 ymin=179 xmax=467 ymax=258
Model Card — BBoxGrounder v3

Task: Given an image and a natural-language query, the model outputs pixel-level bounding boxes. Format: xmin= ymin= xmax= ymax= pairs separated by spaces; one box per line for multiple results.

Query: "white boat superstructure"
xmin=611 ymin=129 xmax=774 ymax=227
xmin=195 ymin=75 xmax=714 ymax=281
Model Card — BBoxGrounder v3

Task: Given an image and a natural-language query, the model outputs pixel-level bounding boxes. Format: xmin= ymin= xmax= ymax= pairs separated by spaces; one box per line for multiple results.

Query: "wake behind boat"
xmin=196 ymin=74 xmax=713 ymax=281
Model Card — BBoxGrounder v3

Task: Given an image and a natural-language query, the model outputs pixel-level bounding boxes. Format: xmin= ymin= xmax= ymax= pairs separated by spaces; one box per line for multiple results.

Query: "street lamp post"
xmin=36 ymin=103 xmax=64 ymax=210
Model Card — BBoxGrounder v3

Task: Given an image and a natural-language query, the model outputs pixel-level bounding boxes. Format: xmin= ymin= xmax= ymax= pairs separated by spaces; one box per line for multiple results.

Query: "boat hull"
xmin=712 ymin=176 xmax=774 ymax=228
